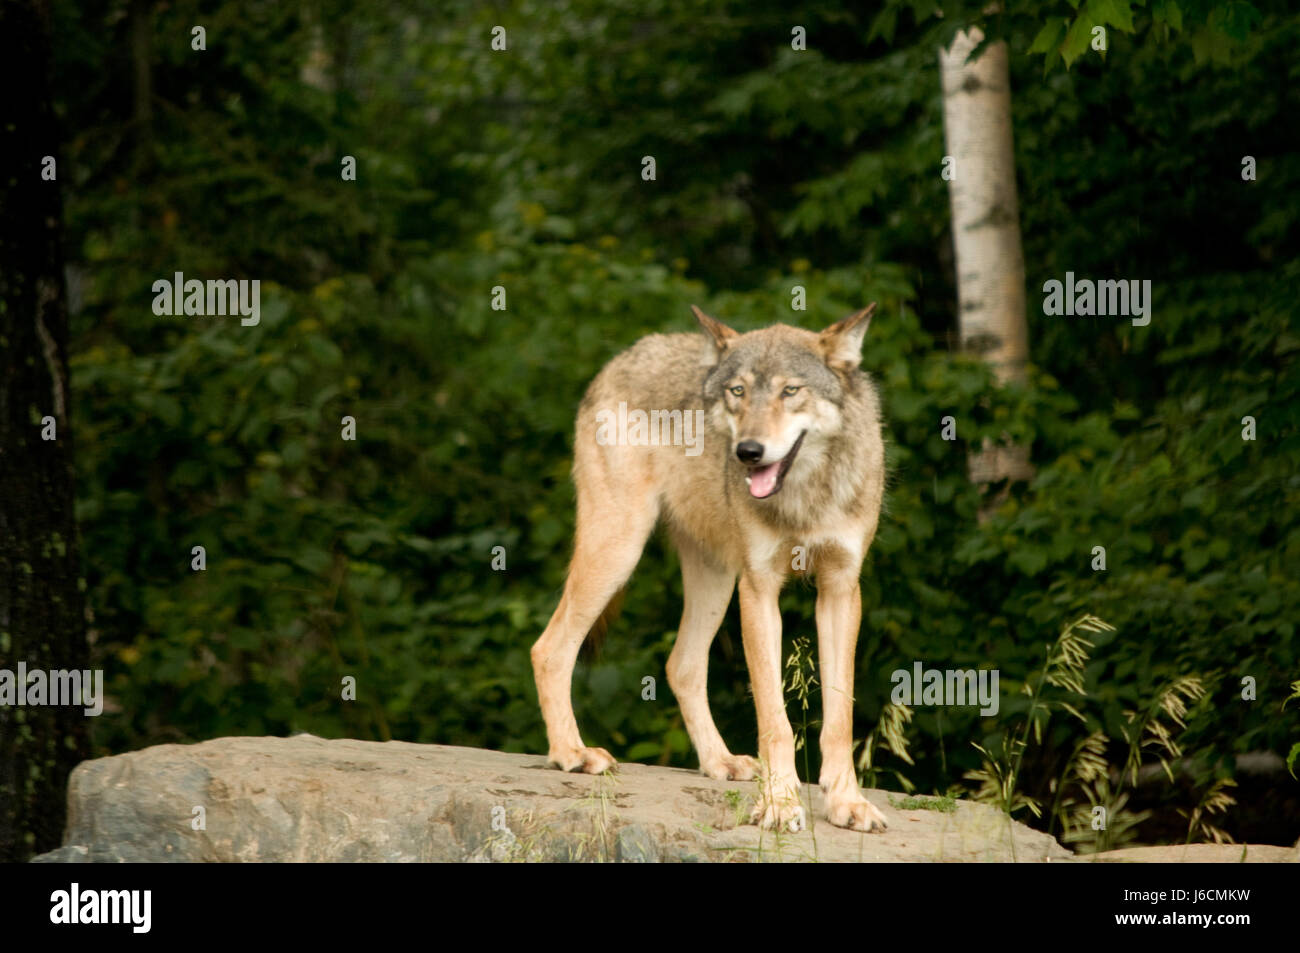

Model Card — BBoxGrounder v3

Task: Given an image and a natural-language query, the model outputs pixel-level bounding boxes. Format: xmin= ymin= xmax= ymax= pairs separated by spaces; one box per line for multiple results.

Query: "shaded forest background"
xmin=45 ymin=0 xmax=1300 ymax=847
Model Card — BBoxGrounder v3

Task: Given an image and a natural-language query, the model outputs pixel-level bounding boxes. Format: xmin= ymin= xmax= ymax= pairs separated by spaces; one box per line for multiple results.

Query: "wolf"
xmin=530 ymin=304 xmax=887 ymax=833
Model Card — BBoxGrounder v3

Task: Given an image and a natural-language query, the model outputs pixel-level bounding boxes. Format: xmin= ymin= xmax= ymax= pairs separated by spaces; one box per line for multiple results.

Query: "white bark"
xmin=940 ymin=28 xmax=1032 ymax=486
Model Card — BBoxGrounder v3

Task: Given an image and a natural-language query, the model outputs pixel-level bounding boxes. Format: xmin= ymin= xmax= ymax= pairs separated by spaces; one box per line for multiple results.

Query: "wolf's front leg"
xmin=816 ymin=572 xmax=887 ymax=833
xmin=738 ymin=570 xmax=805 ymax=832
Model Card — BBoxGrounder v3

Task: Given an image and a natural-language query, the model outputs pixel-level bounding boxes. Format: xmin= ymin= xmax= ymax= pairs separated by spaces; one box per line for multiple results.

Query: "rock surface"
xmin=1086 ymin=843 xmax=1297 ymax=863
xmin=29 ymin=734 xmax=1292 ymax=863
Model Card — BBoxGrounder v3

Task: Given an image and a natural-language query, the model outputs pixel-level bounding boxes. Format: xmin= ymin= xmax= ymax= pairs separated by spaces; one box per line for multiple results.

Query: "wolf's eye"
xmin=729 ymin=385 xmax=745 ymax=397
xmin=782 ymin=385 xmax=802 ymax=396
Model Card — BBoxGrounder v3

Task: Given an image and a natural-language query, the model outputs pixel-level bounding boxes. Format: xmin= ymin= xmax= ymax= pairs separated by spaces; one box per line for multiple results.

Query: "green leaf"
xmin=1029 ymin=19 xmax=1067 ymax=55
xmin=625 ymin=740 xmax=661 ymax=762
xmin=267 ymin=367 xmax=295 ymax=397
xmin=1061 ymin=14 xmax=1096 ymax=66
xmin=867 ymin=7 xmax=898 ymax=45
xmin=1089 ymin=0 xmax=1136 ymax=32
xmin=1009 ymin=546 xmax=1049 ymax=576
xmin=1153 ymin=0 xmax=1184 ymax=31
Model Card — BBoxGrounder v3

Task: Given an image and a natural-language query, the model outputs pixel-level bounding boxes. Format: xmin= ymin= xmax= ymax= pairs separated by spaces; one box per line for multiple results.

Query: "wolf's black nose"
xmin=736 ymin=440 xmax=764 ymax=464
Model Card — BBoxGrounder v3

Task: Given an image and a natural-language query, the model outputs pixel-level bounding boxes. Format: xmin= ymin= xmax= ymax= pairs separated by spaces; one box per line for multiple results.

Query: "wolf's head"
xmin=692 ymin=304 xmax=876 ymax=500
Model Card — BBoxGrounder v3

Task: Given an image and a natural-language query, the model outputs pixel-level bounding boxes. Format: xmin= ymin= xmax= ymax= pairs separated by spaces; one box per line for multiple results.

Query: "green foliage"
xmin=53 ymin=0 xmax=1300 ymax=846
xmin=889 ymin=793 xmax=958 ymax=812
xmin=966 ymin=615 xmax=1114 ymax=823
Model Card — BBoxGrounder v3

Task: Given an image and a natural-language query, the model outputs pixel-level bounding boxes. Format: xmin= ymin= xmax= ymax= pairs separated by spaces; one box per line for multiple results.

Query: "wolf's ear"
xmin=818 ymin=303 xmax=876 ymax=369
xmin=692 ymin=305 xmax=738 ymax=362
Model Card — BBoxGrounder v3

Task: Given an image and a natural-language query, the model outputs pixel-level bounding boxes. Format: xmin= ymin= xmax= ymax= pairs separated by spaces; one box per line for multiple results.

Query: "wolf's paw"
xmin=750 ymin=786 xmax=807 ymax=833
xmin=548 ymin=745 xmax=617 ymax=774
xmin=701 ymin=753 xmax=761 ymax=781
xmin=826 ymin=793 xmax=888 ymax=833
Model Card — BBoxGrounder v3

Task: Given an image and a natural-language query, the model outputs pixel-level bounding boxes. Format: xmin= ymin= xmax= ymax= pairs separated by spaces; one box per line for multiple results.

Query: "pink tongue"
xmin=749 ymin=462 xmax=780 ymax=498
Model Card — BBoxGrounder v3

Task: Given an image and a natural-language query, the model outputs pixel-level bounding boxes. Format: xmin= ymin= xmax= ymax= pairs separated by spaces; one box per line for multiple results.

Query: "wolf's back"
xmin=577 ymin=332 xmax=711 ymax=419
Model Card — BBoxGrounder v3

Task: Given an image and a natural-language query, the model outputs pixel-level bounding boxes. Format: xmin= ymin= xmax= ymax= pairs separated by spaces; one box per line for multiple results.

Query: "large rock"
xmin=32 ymin=733 xmax=1082 ymax=862
xmin=1087 ymin=843 xmax=1298 ymax=863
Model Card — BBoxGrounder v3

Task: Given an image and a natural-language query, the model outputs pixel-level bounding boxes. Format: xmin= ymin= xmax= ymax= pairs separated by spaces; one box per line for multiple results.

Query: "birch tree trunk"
xmin=939 ymin=28 xmax=1033 ymax=488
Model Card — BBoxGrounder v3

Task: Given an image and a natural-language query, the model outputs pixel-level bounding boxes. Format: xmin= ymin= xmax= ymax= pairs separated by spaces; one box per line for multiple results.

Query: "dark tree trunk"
xmin=0 ymin=0 xmax=90 ymax=862
xmin=131 ymin=0 xmax=154 ymax=167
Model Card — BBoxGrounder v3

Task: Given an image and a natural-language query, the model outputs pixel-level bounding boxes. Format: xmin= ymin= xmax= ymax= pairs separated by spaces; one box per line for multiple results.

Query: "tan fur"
xmin=530 ymin=305 xmax=888 ymax=832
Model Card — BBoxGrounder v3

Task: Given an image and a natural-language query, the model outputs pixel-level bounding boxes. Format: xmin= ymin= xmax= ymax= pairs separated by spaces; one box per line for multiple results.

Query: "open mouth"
xmin=744 ymin=431 xmax=806 ymax=500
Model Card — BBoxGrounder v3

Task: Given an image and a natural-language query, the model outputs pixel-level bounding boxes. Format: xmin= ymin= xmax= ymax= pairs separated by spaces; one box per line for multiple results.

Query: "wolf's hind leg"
xmin=531 ymin=484 xmax=657 ymax=774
